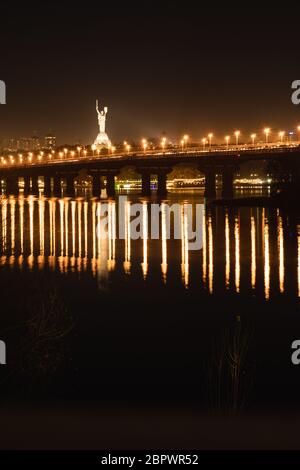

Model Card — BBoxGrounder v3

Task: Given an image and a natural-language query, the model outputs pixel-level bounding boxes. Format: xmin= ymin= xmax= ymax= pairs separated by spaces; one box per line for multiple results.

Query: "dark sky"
xmin=0 ymin=1 xmax=300 ymax=145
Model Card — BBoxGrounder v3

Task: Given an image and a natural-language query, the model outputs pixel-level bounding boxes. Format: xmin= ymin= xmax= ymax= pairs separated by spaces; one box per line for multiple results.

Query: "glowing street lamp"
xmin=28 ymin=152 xmax=33 ymax=163
xmin=18 ymin=153 xmax=23 ymax=164
xmin=264 ymin=128 xmax=270 ymax=144
xmin=126 ymin=144 xmax=131 ymax=154
xmin=279 ymin=131 xmax=285 ymax=143
xmin=183 ymin=134 xmax=189 ymax=149
xmin=202 ymin=138 xmax=207 ymax=151
xmin=251 ymin=133 xmax=256 ymax=145
xmin=71 ymin=151 xmax=75 ymax=158
xmin=161 ymin=136 xmax=166 ymax=152
xmin=83 ymin=149 xmax=87 ymax=158
xmin=111 ymin=146 xmax=116 ymax=154
xmin=234 ymin=130 xmax=240 ymax=146
xmin=225 ymin=135 xmax=230 ymax=149
xmin=77 ymin=146 xmax=81 ymax=158
xmin=208 ymin=133 xmax=213 ymax=149
xmin=142 ymin=138 xmax=147 ymax=153
xmin=181 ymin=139 xmax=184 ymax=151
xmin=91 ymin=144 xmax=96 ymax=157
xmin=59 ymin=151 xmax=63 ymax=159
xmin=64 ymin=148 xmax=68 ymax=158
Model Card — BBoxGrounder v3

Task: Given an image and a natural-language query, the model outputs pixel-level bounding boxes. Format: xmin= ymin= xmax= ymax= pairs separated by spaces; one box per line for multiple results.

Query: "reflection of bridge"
xmin=0 ymin=197 xmax=299 ymax=299
xmin=1 ymin=144 xmax=300 ymax=198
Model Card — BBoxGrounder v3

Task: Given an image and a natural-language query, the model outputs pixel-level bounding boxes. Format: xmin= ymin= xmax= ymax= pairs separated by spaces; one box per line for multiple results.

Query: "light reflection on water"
xmin=0 ymin=195 xmax=300 ymax=300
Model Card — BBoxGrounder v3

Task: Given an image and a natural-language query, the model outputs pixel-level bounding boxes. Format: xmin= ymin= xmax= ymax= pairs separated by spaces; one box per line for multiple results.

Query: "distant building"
xmin=16 ymin=136 xmax=40 ymax=151
xmin=44 ymin=133 xmax=56 ymax=150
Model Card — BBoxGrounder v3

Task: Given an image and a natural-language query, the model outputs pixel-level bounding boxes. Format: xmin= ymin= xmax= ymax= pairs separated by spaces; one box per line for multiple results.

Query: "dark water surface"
xmin=0 ymin=192 xmax=299 ymax=414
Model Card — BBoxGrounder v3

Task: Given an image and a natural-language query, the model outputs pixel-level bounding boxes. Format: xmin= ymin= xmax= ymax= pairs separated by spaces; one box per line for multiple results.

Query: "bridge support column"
xmin=43 ymin=176 xmax=52 ymax=196
xmin=53 ymin=177 xmax=61 ymax=198
xmin=6 ymin=177 xmax=19 ymax=195
xmin=31 ymin=177 xmax=39 ymax=196
xmin=92 ymin=174 xmax=101 ymax=197
xmin=106 ymin=173 xmax=116 ymax=197
xmin=221 ymin=168 xmax=234 ymax=199
xmin=65 ymin=175 xmax=75 ymax=197
xmin=23 ymin=176 xmax=31 ymax=196
xmin=204 ymin=169 xmax=216 ymax=198
xmin=157 ymin=170 xmax=168 ymax=197
xmin=141 ymin=171 xmax=151 ymax=196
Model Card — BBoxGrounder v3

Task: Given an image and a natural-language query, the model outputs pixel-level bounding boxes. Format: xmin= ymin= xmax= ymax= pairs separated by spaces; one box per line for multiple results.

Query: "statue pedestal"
xmin=94 ymin=132 xmax=111 ymax=150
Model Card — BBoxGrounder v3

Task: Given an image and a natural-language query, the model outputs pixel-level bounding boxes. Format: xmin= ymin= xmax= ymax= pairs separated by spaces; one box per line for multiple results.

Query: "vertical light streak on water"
xmin=251 ymin=215 xmax=256 ymax=290
xmin=225 ymin=210 xmax=230 ymax=289
xmin=161 ymin=202 xmax=168 ymax=284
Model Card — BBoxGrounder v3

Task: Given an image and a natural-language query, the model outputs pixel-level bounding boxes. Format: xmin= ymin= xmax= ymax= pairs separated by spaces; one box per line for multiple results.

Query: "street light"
xmin=64 ymin=148 xmax=68 ymax=158
xmin=142 ymin=138 xmax=147 ymax=153
xmin=77 ymin=146 xmax=81 ymax=158
xmin=251 ymin=133 xmax=256 ymax=146
xmin=161 ymin=137 xmax=166 ymax=152
xmin=83 ymin=149 xmax=87 ymax=158
xmin=225 ymin=136 xmax=230 ymax=149
xmin=264 ymin=128 xmax=270 ymax=144
xmin=208 ymin=133 xmax=213 ymax=150
xmin=126 ymin=144 xmax=131 ymax=154
xmin=234 ymin=130 xmax=240 ymax=146
xmin=279 ymin=131 xmax=285 ymax=143
xmin=91 ymin=144 xmax=96 ymax=157
xmin=202 ymin=138 xmax=207 ymax=151
xmin=181 ymin=139 xmax=184 ymax=151
xmin=183 ymin=134 xmax=189 ymax=149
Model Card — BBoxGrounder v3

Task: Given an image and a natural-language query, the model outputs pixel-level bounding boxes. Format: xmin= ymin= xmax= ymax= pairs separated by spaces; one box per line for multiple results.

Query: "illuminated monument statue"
xmin=93 ymin=100 xmax=111 ymax=150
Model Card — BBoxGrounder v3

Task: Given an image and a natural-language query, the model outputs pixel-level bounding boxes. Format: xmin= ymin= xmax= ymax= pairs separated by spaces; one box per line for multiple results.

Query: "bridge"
xmin=0 ymin=143 xmax=299 ymax=199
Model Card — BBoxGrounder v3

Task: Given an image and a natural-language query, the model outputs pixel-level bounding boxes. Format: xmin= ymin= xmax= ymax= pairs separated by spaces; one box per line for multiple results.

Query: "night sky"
xmin=0 ymin=2 xmax=300 ymax=145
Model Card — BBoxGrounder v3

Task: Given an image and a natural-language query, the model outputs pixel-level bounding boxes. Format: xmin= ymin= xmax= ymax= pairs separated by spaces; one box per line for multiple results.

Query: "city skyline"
xmin=0 ymin=3 xmax=300 ymax=144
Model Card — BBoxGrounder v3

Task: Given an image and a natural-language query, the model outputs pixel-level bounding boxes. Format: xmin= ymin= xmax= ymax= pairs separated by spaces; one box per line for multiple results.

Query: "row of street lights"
xmin=135 ymin=126 xmax=300 ymax=154
xmin=200 ymin=126 xmax=300 ymax=150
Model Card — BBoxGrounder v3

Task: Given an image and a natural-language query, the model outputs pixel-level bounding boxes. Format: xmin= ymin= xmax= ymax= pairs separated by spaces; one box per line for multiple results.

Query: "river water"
xmin=0 ymin=191 xmax=299 ymax=412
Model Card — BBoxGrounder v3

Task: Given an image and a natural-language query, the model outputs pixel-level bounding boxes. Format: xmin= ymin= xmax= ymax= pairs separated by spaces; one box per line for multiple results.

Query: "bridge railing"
xmin=0 ymin=142 xmax=300 ymax=169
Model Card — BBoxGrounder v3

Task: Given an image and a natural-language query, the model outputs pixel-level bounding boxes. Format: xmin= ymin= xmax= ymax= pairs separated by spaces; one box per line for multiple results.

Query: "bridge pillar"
xmin=106 ymin=173 xmax=116 ymax=197
xmin=43 ymin=176 xmax=52 ymax=196
xmin=204 ymin=169 xmax=216 ymax=198
xmin=221 ymin=168 xmax=234 ymax=198
xmin=157 ymin=170 xmax=168 ymax=197
xmin=92 ymin=174 xmax=101 ymax=197
xmin=65 ymin=175 xmax=75 ymax=197
xmin=31 ymin=177 xmax=39 ymax=195
xmin=6 ymin=177 xmax=19 ymax=195
xmin=53 ymin=177 xmax=61 ymax=198
xmin=23 ymin=176 xmax=31 ymax=196
xmin=141 ymin=171 xmax=151 ymax=196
